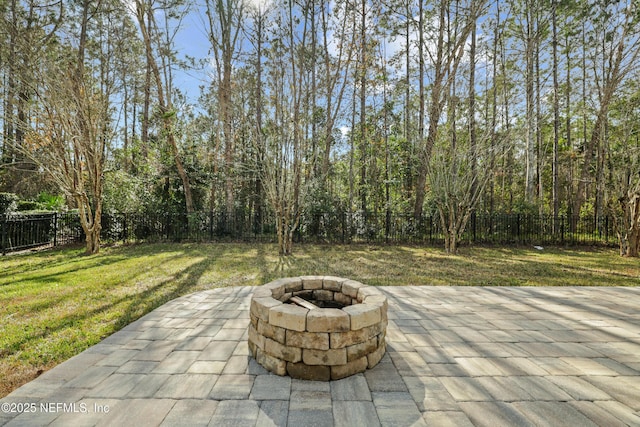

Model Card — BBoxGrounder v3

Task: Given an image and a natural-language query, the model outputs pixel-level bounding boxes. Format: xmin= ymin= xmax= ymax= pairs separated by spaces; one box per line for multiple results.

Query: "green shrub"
xmin=0 ymin=193 xmax=18 ymax=215
xmin=17 ymin=200 xmax=41 ymax=211
xmin=37 ymin=192 xmax=65 ymax=211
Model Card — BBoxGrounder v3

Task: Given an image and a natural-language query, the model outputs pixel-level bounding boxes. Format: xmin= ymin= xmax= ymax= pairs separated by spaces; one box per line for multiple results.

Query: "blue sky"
xmin=172 ymin=6 xmax=213 ymax=104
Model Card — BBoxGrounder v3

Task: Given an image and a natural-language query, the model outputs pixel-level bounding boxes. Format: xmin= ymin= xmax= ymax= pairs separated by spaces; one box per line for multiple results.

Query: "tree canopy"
xmin=1 ymin=0 xmax=639 ymax=255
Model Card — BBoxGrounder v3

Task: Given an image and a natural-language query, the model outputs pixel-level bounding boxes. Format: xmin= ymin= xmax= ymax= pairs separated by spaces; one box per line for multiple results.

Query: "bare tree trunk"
xmin=18 ymin=0 xmax=105 ymax=255
xmin=577 ymin=20 xmax=588 ymax=219
xmin=573 ymin=84 xmax=619 ymax=218
xmin=320 ymin=6 xmax=334 ymax=176
xmin=135 ymin=1 xmax=194 ymax=214
xmin=348 ymin=83 xmax=356 ymax=227
xmin=524 ymin=0 xmax=536 ymax=204
xmin=500 ymin=14 xmax=514 ymax=211
xmin=3 ymin=0 xmax=17 ymax=166
xmin=414 ymin=0 xmax=446 ymax=220
xmin=259 ymin=0 xmax=307 ymax=256
xmin=222 ymin=61 xmax=235 ymax=219
xmin=595 ymin=38 xmax=608 ymax=221
xmin=573 ymin=2 xmax=640 ymax=220
xmin=415 ymin=0 xmax=425 ymax=215
xmin=552 ymin=0 xmax=560 ymax=221
xmin=535 ymin=6 xmax=543 ymax=212
xmin=348 ymin=9 xmax=357 ymax=221
xmin=616 ymin=188 xmax=640 ymax=257
xmin=75 ymin=0 xmax=103 ymax=254
xmin=254 ymin=8 xmax=264 ymax=231
xmin=2 ymin=0 xmax=61 ymax=189
xmin=565 ymin=32 xmax=573 ymax=216
xmin=488 ymin=6 xmax=500 ymax=216
xmin=77 ymin=195 xmax=102 ymax=255
xmin=469 ymin=12 xmax=477 ymax=197
xmin=205 ymin=0 xmax=244 ymax=219
xmin=320 ymin=1 xmax=354 ymax=178
xmin=414 ymin=0 xmax=484 ymax=220
xmin=404 ymin=5 xmax=415 ymax=202
xmin=359 ymin=0 xmax=367 ymax=216
xmin=141 ymin=9 xmax=151 ymax=154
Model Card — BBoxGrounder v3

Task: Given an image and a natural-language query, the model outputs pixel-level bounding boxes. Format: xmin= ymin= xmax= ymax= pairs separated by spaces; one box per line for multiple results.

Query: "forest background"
xmin=1 ymin=0 xmax=639 ymax=255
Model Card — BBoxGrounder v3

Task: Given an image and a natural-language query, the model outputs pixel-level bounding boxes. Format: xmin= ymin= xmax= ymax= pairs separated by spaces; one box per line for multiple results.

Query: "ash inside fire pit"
xmin=248 ymin=276 xmax=387 ymax=381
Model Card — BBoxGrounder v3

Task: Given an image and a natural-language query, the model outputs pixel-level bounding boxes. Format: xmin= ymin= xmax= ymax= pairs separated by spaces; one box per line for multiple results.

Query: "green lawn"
xmin=1 ymin=242 xmax=638 ymax=396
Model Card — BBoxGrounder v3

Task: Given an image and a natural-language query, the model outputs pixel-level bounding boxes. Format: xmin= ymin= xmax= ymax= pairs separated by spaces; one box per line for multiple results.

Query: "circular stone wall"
xmin=248 ymin=276 xmax=388 ymax=381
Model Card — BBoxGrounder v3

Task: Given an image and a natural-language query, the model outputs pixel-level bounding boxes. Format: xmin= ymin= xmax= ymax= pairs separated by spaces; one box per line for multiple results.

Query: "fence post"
xmin=122 ymin=213 xmax=127 ymax=244
xmin=385 ymin=209 xmax=391 ymax=244
xmin=1 ymin=214 xmax=6 ymax=256
xmin=53 ymin=212 xmax=58 ymax=248
xmin=209 ymin=211 xmax=214 ymax=241
xmin=471 ymin=211 xmax=477 ymax=243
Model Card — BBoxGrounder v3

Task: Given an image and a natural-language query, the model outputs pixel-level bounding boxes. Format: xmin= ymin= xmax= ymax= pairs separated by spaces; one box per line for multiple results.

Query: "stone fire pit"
xmin=248 ymin=276 xmax=387 ymax=381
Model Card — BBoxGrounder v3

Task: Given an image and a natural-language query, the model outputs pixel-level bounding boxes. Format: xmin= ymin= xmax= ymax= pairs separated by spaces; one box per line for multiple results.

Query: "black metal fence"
xmin=1 ymin=210 xmax=618 ymax=255
xmin=0 ymin=212 xmax=83 ymax=255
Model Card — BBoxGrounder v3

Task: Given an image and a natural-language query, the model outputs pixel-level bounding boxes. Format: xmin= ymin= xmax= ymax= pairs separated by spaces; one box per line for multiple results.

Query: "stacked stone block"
xmin=248 ymin=276 xmax=388 ymax=381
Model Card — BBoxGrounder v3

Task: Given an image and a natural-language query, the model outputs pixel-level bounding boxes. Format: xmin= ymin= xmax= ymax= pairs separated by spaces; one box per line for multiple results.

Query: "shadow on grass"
xmin=0 ymin=254 xmax=138 ymax=298
xmin=0 ymin=247 xmax=129 ymax=287
xmin=2 ymin=242 xmax=637 ymax=397
xmin=0 ymin=243 xmax=272 ymax=380
xmin=1 ymin=256 xmax=207 ymax=359
xmin=112 ymin=255 xmax=213 ymax=330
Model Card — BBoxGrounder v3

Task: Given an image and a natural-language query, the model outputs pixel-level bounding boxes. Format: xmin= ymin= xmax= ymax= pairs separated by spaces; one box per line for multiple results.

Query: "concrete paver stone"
xmin=1 ymin=286 xmax=638 ymax=426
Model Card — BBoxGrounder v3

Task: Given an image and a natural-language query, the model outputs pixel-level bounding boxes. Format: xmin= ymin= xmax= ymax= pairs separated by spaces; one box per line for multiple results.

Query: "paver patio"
xmin=1 ymin=286 xmax=639 ymax=426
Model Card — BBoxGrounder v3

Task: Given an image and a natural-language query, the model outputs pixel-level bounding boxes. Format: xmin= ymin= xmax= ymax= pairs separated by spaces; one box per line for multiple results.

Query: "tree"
xmin=429 ymin=140 xmax=495 ymax=254
xmin=612 ymin=176 xmax=640 ymax=257
xmin=260 ymin=123 xmax=305 ymax=255
xmin=3 ymin=0 xmax=640 ymax=258
xmin=132 ymin=0 xmax=195 ymax=214
xmin=205 ymin=0 xmax=245 ymax=218
xmin=245 ymin=0 xmax=271 ymax=230
xmin=609 ymin=133 xmax=640 ymax=257
xmin=358 ymin=0 xmax=370 ymax=217
xmin=257 ymin=0 xmax=310 ymax=255
xmin=19 ymin=0 xmax=110 ymax=254
xmin=428 ymin=4 xmax=503 ymax=254
xmin=572 ymin=1 xmax=640 ymax=218
xmin=319 ymin=0 xmax=356 ymax=180
xmin=511 ymin=0 xmax=541 ymax=205
xmin=0 ymin=0 xmax=62 ymax=193
xmin=551 ymin=0 xmax=560 ymax=220
xmin=608 ymin=79 xmax=640 ymax=257
xmin=413 ymin=0 xmax=487 ymax=219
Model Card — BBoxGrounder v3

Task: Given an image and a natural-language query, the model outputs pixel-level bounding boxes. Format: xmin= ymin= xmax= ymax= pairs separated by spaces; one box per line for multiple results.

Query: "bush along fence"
xmin=1 ymin=210 xmax=618 ymax=255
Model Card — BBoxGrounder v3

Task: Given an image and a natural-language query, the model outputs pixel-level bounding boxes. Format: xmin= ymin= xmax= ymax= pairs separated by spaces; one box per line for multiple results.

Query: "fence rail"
xmin=0 ymin=213 xmax=82 ymax=255
xmin=1 ymin=211 xmax=618 ymax=255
